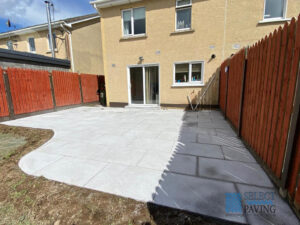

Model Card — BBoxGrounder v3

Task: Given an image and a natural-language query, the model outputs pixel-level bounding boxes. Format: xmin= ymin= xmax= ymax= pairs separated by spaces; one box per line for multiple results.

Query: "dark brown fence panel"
xmin=80 ymin=74 xmax=99 ymax=103
xmin=225 ymin=49 xmax=245 ymax=129
xmin=0 ymin=68 xmax=9 ymax=117
xmin=52 ymin=71 xmax=81 ymax=107
xmin=219 ymin=60 xmax=229 ymax=113
xmin=287 ymin=112 xmax=300 ymax=201
xmin=7 ymin=68 xmax=53 ymax=115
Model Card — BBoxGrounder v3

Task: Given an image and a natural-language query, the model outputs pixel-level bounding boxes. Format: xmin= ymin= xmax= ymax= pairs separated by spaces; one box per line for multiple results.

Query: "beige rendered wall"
xmin=0 ymin=29 xmax=68 ymax=59
xmin=71 ymin=19 xmax=104 ymax=74
xmin=99 ymin=0 xmax=300 ymax=107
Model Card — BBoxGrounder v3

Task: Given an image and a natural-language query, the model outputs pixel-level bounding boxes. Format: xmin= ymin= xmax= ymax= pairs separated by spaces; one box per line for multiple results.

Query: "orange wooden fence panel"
xmin=80 ymin=74 xmax=99 ymax=103
xmin=7 ymin=68 xmax=53 ymax=115
xmin=52 ymin=71 xmax=81 ymax=107
xmin=219 ymin=60 xmax=229 ymax=112
xmin=225 ymin=49 xmax=245 ymax=129
xmin=0 ymin=68 xmax=9 ymax=117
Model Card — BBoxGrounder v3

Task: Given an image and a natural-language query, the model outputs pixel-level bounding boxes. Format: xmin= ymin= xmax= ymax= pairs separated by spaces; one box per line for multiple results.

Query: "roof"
xmin=0 ymin=13 xmax=100 ymax=39
xmin=0 ymin=48 xmax=70 ymax=68
xmin=90 ymin=0 xmax=142 ymax=9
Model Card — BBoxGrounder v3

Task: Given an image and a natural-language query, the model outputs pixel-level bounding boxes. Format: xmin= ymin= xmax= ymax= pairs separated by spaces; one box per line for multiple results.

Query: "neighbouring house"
xmin=90 ymin=0 xmax=300 ymax=108
xmin=0 ymin=14 xmax=104 ymax=75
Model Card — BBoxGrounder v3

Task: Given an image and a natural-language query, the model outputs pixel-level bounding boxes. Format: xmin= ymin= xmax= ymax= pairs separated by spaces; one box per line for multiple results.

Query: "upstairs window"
xmin=6 ymin=40 xmax=13 ymax=50
xmin=264 ymin=0 xmax=287 ymax=20
xmin=176 ymin=0 xmax=192 ymax=30
xmin=47 ymin=33 xmax=57 ymax=50
xmin=122 ymin=7 xmax=146 ymax=36
xmin=28 ymin=37 xmax=36 ymax=52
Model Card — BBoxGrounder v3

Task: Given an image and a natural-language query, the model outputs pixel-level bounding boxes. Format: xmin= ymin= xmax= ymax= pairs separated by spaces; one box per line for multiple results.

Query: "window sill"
xmin=46 ymin=49 xmax=58 ymax=53
xmin=170 ymin=29 xmax=195 ymax=35
xmin=258 ymin=18 xmax=291 ymax=24
xmin=120 ymin=34 xmax=147 ymax=41
xmin=172 ymin=83 xmax=204 ymax=88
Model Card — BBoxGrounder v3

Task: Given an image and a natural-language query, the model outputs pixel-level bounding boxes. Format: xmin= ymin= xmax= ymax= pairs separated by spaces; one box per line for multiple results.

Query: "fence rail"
xmin=219 ymin=15 xmax=300 ymax=213
xmin=0 ymin=68 xmax=100 ymax=120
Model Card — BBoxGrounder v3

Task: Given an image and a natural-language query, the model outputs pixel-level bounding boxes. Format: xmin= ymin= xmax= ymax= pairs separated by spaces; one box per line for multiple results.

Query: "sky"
xmin=0 ymin=0 xmax=97 ymax=33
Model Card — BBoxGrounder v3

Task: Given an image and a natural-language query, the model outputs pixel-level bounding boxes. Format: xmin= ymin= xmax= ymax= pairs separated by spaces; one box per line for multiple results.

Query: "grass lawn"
xmin=0 ymin=124 xmax=224 ymax=225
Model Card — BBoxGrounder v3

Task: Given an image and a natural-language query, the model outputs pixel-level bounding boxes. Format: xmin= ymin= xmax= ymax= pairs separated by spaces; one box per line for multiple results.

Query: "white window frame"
xmin=173 ymin=61 xmax=204 ymax=87
xmin=175 ymin=0 xmax=192 ymax=31
xmin=6 ymin=40 xmax=13 ymax=50
xmin=27 ymin=37 xmax=36 ymax=53
xmin=121 ymin=7 xmax=146 ymax=37
xmin=262 ymin=0 xmax=288 ymax=22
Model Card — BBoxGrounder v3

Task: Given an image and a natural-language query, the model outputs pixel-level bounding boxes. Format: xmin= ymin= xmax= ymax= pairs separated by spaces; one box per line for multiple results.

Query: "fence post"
xmin=280 ymin=60 xmax=300 ymax=189
xmin=78 ymin=74 xmax=84 ymax=104
xmin=49 ymin=72 xmax=57 ymax=109
xmin=224 ymin=63 xmax=229 ymax=119
xmin=3 ymin=70 xmax=15 ymax=119
xmin=238 ymin=48 xmax=248 ymax=137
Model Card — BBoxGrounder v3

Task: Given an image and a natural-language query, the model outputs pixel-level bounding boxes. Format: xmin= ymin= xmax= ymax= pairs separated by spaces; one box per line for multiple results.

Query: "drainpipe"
xmin=60 ymin=23 xmax=75 ymax=72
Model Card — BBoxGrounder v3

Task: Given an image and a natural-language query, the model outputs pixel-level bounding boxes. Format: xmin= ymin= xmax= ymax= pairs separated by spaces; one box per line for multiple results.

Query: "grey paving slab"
xmin=197 ymin=134 xmax=245 ymax=148
xmin=222 ymin=146 xmax=256 ymax=163
xmin=236 ymin=184 xmax=300 ymax=225
xmin=153 ymin=172 xmax=247 ymax=224
xmin=2 ymin=107 xmax=298 ymax=225
xmin=198 ymin=158 xmax=273 ymax=187
xmin=174 ymin=142 xmax=224 ymax=159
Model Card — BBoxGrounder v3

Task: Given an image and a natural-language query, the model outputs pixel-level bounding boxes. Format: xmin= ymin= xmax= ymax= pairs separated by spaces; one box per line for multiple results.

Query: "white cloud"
xmin=0 ymin=0 xmax=95 ymax=27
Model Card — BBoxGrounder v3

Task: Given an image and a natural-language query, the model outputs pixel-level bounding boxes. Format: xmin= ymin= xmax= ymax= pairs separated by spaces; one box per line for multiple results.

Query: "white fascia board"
xmin=0 ymin=21 xmax=64 ymax=39
xmin=66 ymin=15 xmax=101 ymax=27
xmin=90 ymin=0 xmax=142 ymax=9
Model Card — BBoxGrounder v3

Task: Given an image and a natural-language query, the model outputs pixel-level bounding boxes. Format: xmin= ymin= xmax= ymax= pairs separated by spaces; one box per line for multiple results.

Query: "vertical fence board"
xmin=80 ymin=74 xmax=99 ymax=103
xmin=0 ymin=68 xmax=9 ymax=117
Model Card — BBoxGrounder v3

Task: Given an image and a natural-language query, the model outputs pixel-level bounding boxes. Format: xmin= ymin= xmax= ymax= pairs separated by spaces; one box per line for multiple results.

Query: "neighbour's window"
xmin=47 ymin=33 xmax=57 ymax=49
xmin=176 ymin=0 xmax=192 ymax=30
xmin=122 ymin=7 xmax=146 ymax=36
xmin=174 ymin=61 xmax=204 ymax=85
xmin=28 ymin=37 xmax=36 ymax=52
xmin=264 ymin=0 xmax=286 ymax=20
xmin=6 ymin=40 xmax=13 ymax=50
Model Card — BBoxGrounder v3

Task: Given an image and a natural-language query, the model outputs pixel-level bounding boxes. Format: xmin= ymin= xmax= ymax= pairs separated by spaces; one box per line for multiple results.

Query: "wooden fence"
xmin=0 ymin=68 xmax=9 ymax=117
xmin=52 ymin=71 xmax=81 ymax=107
xmin=80 ymin=74 xmax=99 ymax=103
xmin=0 ymin=67 xmax=100 ymax=120
xmin=219 ymin=16 xmax=300 ymax=212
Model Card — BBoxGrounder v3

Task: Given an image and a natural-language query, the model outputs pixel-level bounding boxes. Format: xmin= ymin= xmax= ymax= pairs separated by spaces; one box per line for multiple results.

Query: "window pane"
xmin=192 ymin=63 xmax=202 ymax=82
xmin=175 ymin=64 xmax=189 ymax=83
xmin=176 ymin=8 xmax=191 ymax=30
xmin=29 ymin=38 xmax=35 ymax=52
xmin=7 ymin=41 xmax=13 ymax=50
xmin=133 ymin=7 xmax=145 ymax=34
xmin=177 ymin=0 xmax=191 ymax=7
xmin=123 ymin=10 xmax=132 ymax=35
xmin=48 ymin=34 xmax=57 ymax=49
xmin=264 ymin=0 xmax=284 ymax=19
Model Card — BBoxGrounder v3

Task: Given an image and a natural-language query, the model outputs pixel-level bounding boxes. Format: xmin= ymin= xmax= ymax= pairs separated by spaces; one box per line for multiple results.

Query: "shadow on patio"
xmin=147 ymin=110 xmax=299 ymax=225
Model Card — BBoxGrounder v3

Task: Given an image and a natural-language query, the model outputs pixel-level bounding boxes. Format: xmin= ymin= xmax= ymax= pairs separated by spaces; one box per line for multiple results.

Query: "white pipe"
xmin=61 ymin=24 xmax=75 ymax=72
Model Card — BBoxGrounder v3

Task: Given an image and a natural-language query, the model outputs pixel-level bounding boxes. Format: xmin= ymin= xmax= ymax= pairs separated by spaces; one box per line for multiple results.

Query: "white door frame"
xmin=127 ymin=63 xmax=160 ymax=106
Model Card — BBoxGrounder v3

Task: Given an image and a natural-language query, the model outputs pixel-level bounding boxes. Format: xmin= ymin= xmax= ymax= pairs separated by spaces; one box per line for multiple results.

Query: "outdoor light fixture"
xmin=139 ymin=56 xmax=144 ymax=61
xmin=211 ymin=54 xmax=216 ymax=59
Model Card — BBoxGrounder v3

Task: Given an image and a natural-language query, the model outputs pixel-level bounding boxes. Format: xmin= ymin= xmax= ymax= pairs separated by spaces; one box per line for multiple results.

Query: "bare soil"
xmin=0 ymin=124 xmax=229 ymax=225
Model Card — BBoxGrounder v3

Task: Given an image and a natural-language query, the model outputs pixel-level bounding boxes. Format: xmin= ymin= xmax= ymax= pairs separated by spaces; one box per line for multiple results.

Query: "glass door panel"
xmin=130 ymin=67 xmax=144 ymax=104
xmin=145 ymin=66 xmax=159 ymax=104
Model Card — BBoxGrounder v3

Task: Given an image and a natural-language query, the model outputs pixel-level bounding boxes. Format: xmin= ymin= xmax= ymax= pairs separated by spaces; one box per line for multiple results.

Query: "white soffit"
xmin=90 ymin=0 xmax=142 ymax=9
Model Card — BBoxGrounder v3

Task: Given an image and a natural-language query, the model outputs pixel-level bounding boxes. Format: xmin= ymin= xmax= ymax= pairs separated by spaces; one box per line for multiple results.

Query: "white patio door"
xmin=128 ymin=65 xmax=159 ymax=105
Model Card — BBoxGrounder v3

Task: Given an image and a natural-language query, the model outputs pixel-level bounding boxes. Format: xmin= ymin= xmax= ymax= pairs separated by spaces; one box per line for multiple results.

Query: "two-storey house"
xmin=91 ymin=0 xmax=300 ymax=108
